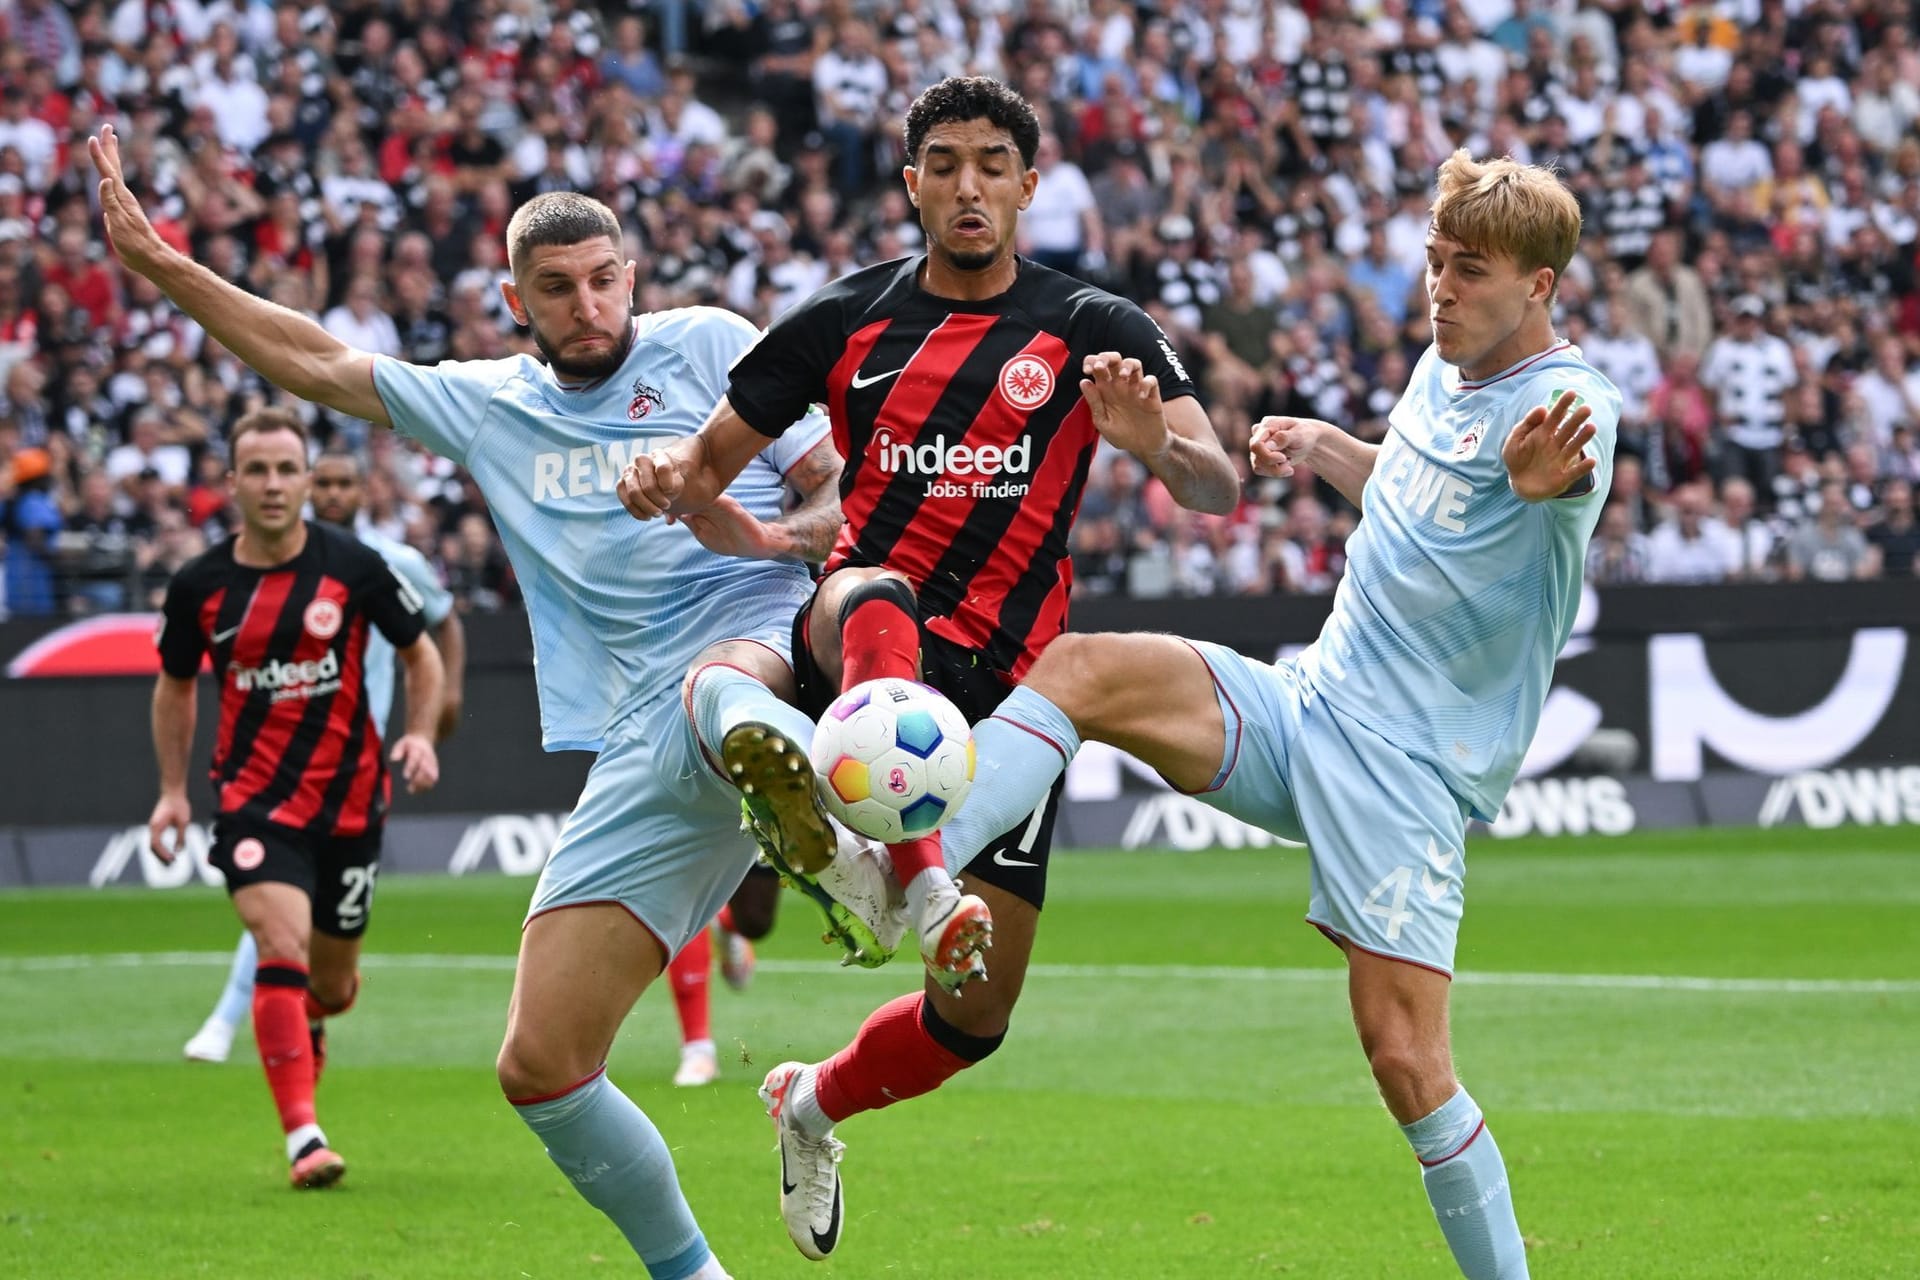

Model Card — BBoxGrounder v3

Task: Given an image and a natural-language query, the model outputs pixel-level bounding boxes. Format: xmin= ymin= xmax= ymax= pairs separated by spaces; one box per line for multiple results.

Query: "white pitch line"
xmin=0 ymin=952 xmax=1915 ymax=995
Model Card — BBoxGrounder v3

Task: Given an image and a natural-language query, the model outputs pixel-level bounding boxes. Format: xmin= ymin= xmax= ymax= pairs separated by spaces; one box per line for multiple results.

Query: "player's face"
xmin=1425 ymin=233 xmax=1552 ymax=379
xmin=905 ymin=120 xmax=1037 ymax=273
xmin=502 ymin=238 xmax=637 ymax=380
xmin=228 ymin=428 xmax=310 ymax=540
xmin=310 ymin=457 xmax=363 ymax=527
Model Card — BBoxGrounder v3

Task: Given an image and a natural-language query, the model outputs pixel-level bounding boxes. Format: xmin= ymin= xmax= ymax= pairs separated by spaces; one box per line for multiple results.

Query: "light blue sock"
xmin=212 ymin=932 xmax=257 ymax=1027
xmin=943 ymin=687 xmax=1081 ymax=875
xmin=1401 ymin=1086 xmax=1529 ymax=1279
xmin=688 ymin=664 xmax=815 ymax=763
xmin=513 ymin=1071 xmax=713 ymax=1280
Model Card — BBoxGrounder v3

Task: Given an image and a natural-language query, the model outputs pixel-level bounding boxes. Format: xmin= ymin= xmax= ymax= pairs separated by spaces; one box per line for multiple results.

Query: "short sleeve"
xmin=761 ymin=406 xmax=834 ymax=478
xmin=372 ymin=355 xmax=514 ymax=466
xmin=726 ymin=290 xmax=846 ymax=437
xmin=381 ymin=541 xmax=455 ymax=628
xmin=1516 ymin=372 xmax=1621 ymax=514
xmin=358 ymin=553 xmax=430 ymax=649
xmin=155 ymin=573 xmax=207 ymax=678
xmin=1097 ymin=299 xmax=1199 ymax=402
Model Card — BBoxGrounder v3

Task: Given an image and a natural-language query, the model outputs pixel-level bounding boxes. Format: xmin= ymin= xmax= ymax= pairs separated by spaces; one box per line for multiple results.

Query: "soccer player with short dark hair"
xmin=619 ymin=75 xmax=1241 ymax=1259
xmin=148 ymin=408 xmax=445 ymax=1189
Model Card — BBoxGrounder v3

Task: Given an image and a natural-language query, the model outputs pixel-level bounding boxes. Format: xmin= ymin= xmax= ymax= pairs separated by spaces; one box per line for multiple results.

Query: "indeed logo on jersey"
xmin=873 ymin=428 xmax=1033 ymax=499
xmin=233 ymin=650 xmax=343 ymax=702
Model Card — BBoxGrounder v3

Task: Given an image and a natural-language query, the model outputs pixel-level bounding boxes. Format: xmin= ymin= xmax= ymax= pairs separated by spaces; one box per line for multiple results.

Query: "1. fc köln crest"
xmin=628 ymin=380 xmax=665 ymax=420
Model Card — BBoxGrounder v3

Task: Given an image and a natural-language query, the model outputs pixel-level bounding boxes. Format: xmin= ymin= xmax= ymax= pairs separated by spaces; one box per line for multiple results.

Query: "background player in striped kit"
xmin=920 ymin=151 xmax=1618 ymax=1279
xmin=183 ymin=449 xmax=466 ymax=1067
xmin=96 ymin=120 xmax=882 ymax=1277
xmin=149 ymin=409 xmax=445 ymax=1189
xmin=617 ymin=77 xmax=1240 ymax=1260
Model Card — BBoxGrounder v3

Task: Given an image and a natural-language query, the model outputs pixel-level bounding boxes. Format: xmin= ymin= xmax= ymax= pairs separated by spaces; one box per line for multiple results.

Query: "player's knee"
xmin=1025 ymin=633 xmax=1123 ymax=722
xmin=1364 ymin=1041 xmax=1453 ymax=1118
xmin=309 ymin=969 xmax=359 ymax=1014
xmin=836 ymin=573 xmax=918 ymax=627
xmin=496 ymin=1032 xmax=576 ymax=1102
xmin=922 ymin=996 xmax=1008 ymax=1063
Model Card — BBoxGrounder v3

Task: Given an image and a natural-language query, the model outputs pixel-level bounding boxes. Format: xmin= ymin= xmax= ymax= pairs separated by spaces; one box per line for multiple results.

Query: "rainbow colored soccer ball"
xmin=810 ymin=678 xmax=976 ymax=843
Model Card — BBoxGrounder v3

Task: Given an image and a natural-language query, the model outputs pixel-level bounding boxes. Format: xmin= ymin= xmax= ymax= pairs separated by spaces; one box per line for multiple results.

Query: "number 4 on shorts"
xmin=1360 ymin=866 xmax=1413 ymax=942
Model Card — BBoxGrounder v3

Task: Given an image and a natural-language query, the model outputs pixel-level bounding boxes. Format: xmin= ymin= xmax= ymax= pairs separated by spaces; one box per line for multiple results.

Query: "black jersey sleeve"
xmin=155 ymin=567 xmax=208 ymax=679
xmin=357 ymin=550 xmax=430 ymax=650
xmin=1097 ymin=297 xmax=1200 ymax=403
xmin=725 ymin=290 xmax=844 ymax=438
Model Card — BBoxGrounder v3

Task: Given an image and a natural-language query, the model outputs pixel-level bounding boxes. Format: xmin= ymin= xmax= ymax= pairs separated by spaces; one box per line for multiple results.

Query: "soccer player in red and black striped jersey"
xmin=147 ymin=408 xmax=444 ymax=1190
xmin=620 ymin=77 xmax=1240 ymax=1258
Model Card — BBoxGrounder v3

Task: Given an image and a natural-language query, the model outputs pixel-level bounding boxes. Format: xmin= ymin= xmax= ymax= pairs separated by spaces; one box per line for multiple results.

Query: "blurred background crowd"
xmin=1 ymin=0 xmax=1918 ymax=621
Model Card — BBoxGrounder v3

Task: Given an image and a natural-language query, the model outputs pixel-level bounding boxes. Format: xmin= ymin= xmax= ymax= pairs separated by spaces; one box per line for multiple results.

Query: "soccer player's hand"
xmin=391 ymin=733 xmax=440 ymax=793
xmin=679 ymin=494 xmax=787 ymax=560
xmin=1081 ymin=352 xmax=1169 ymax=457
xmin=618 ymin=449 xmax=685 ymax=521
xmin=88 ymin=124 xmax=171 ymax=278
xmin=148 ymin=792 xmax=192 ymax=864
xmin=1249 ymin=416 xmax=1335 ymax=478
xmin=1503 ymin=390 xmax=1597 ymax=502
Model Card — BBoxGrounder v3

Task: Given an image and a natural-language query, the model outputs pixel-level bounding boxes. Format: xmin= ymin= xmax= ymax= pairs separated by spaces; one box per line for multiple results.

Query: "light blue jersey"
xmin=1298 ymin=341 xmax=1619 ymax=819
xmin=372 ymin=307 xmax=828 ymax=751
xmin=355 ymin=526 xmax=454 ymax=737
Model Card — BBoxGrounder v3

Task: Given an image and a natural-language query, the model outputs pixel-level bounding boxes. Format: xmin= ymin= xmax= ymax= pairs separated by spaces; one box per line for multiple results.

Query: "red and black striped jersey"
xmin=728 ymin=254 xmax=1196 ymax=678
xmin=156 ymin=522 xmax=428 ymax=836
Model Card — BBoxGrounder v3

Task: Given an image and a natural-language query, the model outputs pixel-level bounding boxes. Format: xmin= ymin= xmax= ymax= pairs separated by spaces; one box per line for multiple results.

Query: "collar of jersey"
xmin=1447 ymin=339 xmax=1573 ymax=394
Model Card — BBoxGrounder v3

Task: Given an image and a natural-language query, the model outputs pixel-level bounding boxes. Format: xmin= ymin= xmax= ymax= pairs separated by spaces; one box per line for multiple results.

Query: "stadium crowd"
xmin=2 ymin=0 xmax=1919 ymax=620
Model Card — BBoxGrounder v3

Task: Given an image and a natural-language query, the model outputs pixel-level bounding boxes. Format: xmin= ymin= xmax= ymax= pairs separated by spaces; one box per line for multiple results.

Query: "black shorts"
xmin=792 ymin=600 xmax=1063 ymax=909
xmin=209 ymin=814 xmax=383 ymax=939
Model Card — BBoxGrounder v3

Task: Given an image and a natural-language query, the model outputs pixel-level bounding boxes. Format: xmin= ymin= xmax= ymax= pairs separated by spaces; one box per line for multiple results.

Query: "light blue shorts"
xmin=525 ymin=632 xmax=791 ymax=958
xmin=1184 ymin=641 xmax=1471 ymax=976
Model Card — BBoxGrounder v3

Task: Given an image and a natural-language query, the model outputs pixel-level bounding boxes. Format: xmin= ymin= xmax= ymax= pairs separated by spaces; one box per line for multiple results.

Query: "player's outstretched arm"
xmin=1250 ymin=416 xmax=1380 ymax=509
xmin=678 ymin=438 xmax=844 ymax=562
xmin=430 ymin=612 xmax=466 ymax=741
xmin=148 ymin=673 xmax=197 ymax=862
xmin=89 ymin=125 xmax=390 ymax=427
xmin=619 ymin=394 xmax=773 ymax=521
xmin=392 ymin=635 xmax=444 ymax=793
xmin=1081 ymin=353 xmax=1239 ymax=514
xmin=1502 ymin=390 xmax=1597 ymax=502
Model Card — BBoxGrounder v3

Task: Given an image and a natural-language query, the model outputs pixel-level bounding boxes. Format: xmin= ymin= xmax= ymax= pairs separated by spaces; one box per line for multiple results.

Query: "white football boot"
xmin=759 ymin=1062 xmax=845 ymax=1260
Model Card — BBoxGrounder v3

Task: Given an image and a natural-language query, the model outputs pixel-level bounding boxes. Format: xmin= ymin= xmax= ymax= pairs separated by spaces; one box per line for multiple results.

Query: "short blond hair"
xmin=1429 ymin=150 xmax=1582 ymax=301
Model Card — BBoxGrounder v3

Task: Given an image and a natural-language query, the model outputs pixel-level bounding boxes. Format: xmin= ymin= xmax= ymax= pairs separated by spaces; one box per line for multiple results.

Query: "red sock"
xmin=253 ymin=962 xmax=318 ymax=1134
xmin=841 ymin=593 xmax=919 ymax=688
xmin=668 ymin=929 xmax=712 ymax=1044
xmin=815 ymin=994 xmax=970 ymax=1122
xmin=716 ymin=904 xmax=736 ymax=934
xmin=887 ymin=834 xmax=943 ymax=885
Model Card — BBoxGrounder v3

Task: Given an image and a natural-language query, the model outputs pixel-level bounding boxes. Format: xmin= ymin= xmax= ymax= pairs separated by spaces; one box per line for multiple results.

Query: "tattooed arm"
xmin=675 ymin=438 xmax=845 ymax=564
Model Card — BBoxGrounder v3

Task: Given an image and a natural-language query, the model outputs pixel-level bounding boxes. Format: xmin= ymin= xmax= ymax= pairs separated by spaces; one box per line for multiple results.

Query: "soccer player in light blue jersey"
xmin=923 ymin=151 xmax=1618 ymax=1278
xmin=184 ymin=451 xmax=466 ymax=1067
xmin=93 ymin=123 xmax=887 ymax=1277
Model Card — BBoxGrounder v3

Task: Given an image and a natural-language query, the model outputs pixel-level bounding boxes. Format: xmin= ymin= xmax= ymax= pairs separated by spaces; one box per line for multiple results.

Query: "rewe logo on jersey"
xmin=531 ymin=437 xmax=669 ymax=501
xmin=872 ymin=427 xmax=1034 ymax=499
xmin=233 ymin=649 xmax=342 ymax=701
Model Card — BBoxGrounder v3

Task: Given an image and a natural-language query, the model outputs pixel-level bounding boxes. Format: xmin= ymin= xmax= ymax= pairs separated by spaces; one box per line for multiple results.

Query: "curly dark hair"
xmin=903 ymin=77 xmax=1041 ymax=171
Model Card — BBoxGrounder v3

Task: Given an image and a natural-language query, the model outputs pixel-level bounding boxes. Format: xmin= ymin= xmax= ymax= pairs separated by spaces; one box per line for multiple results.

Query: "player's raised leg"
xmin=185 ymin=931 xmax=257 ymax=1063
xmin=684 ymin=640 xmax=905 ymax=966
xmin=498 ymin=904 xmax=729 ymax=1279
xmin=809 ymin=569 xmax=990 ymax=987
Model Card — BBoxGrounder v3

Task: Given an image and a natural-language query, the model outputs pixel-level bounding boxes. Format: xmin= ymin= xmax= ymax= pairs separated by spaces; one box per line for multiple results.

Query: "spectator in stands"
xmin=1868 ymin=476 xmax=1920 ymax=578
xmin=1 ymin=446 xmax=61 ymax=614
xmin=1786 ymin=480 xmax=1880 ymax=582
xmin=1019 ymin=131 xmax=1099 ymax=277
xmin=812 ymin=19 xmax=888 ymax=194
xmin=1701 ymin=294 xmax=1797 ymax=494
xmin=1718 ymin=476 xmax=1781 ymax=581
xmin=1645 ymin=481 xmax=1734 ymax=584
xmin=1587 ymin=500 xmax=1652 ymax=585
xmin=1625 ymin=228 xmax=1714 ymax=360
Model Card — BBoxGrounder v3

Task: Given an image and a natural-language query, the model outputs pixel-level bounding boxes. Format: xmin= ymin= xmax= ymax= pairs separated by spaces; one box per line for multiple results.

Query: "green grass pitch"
xmin=2 ymin=826 xmax=1916 ymax=1278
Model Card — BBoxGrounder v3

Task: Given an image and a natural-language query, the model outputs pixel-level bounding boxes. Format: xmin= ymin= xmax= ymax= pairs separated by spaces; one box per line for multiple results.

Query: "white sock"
xmin=285 ymin=1122 xmax=326 ymax=1163
xmin=689 ymin=1254 xmax=732 ymax=1280
xmin=904 ymin=866 xmax=957 ymax=929
xmin=681 ymin=1039 xmax=715 ymax=1057
xmin=787 ymin=1063 xmax=835 ymax=1139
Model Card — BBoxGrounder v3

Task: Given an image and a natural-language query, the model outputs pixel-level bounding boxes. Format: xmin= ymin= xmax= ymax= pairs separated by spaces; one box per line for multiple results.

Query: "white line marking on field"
xmin=1 ymin=952 xmax=1915 ymax=995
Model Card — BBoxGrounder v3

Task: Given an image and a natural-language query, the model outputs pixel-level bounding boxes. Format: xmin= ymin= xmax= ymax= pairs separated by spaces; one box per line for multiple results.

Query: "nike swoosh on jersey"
xmin=992 ymin=849 xmax=1039 ymax=868
xmin=211 ymin=625 xmax=242 ymax=644
xmin=849 ymin=367 xmax=905 ymax=389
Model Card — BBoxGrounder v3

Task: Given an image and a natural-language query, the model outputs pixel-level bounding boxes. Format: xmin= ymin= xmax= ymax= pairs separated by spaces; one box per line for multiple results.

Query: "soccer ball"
xmin=810 ymin=678 xmax=975 ymax=843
